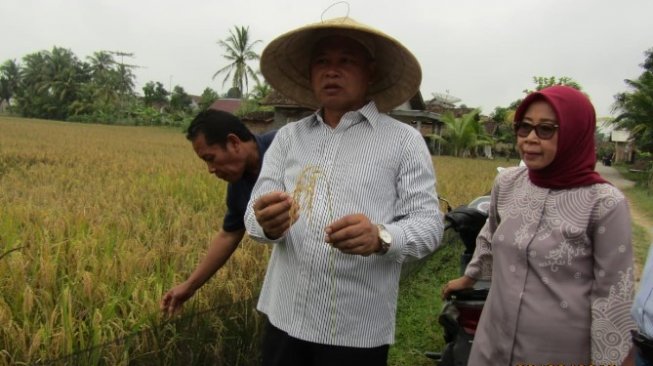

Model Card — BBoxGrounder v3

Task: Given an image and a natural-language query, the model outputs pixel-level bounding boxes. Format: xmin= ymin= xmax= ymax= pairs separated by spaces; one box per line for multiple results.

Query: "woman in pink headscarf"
xmin=444 ymin=86 xmax=635 ymax=365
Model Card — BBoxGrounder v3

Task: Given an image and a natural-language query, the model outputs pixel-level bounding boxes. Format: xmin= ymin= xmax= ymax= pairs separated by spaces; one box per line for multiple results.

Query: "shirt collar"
xmin=311 ymin=100 xmax=381 ymax=129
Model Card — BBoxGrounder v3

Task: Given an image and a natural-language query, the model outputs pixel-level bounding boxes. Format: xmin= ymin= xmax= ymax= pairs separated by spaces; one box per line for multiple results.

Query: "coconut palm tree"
xmin=432 ymin=109 xmax=492 ymax=157
xmin=612 ymin=48 xmax=653 ymax=154
xmin=44 ymin=47 xmax=87 ymax=120
xmin=0 ymin=59 xmax=21 ymax=107
xmin=250 ymin=80 xmax=271 ymax=102
xmin=85 ymin=51 xmax=121 ymax=106
xmin=213 ymin=26 xmax=261 ymax=97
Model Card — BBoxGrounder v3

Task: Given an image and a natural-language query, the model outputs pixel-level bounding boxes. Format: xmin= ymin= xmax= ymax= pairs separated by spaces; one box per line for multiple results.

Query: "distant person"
xmin=603 ymin=152 xmax=613 ymax=166
xmin=160 ymin=109 xmax=276 ymax=316
xmin=244 ymin=16 xmax=443 ymax=366
xmin=443 ymin=85 xmax=635 ymax=365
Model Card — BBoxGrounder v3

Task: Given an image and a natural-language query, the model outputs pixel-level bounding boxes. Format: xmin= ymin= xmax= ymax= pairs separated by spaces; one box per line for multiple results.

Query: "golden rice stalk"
xmin=289 ymin=165 xmax=323 ymax=223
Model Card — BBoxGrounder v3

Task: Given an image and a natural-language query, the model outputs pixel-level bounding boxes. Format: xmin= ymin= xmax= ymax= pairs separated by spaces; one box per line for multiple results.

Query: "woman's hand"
xmin=441 ymin=276 xmax=476 ymax=299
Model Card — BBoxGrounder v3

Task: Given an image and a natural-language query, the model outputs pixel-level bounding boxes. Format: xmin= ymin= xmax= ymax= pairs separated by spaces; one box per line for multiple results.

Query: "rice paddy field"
xmin=0 ymin=116 xmax=513 ymax=365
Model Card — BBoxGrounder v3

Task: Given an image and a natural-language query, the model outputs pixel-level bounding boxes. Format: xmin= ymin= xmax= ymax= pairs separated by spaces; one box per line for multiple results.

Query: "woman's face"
xmin=516 ymin=100 xmax=559 ymax=170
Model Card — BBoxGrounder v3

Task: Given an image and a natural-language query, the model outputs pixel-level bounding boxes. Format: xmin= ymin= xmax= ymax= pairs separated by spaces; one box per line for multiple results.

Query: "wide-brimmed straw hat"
xmin=260 ymin=17 xmax=422 ymax=112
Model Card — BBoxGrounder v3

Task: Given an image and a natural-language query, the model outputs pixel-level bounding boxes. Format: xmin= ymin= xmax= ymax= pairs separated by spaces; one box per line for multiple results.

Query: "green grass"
xmin=623 ymin=186 xmax=653 ymax=268
xmin=389 ymin=157 xmax=513 ymax=365
xmin=609 ymin=163 xmax=653 ymax=268
xmin=632 ymin=224 xmax=650 ymax=272
xmin=624 ymin=187 xmax=653 ymax=222
xmin=390 ymin=232 xmax=462 ymax=366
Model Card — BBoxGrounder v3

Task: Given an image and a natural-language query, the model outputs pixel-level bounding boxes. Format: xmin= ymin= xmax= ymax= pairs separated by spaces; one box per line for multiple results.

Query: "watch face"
xmin=380 ymin=229 xmax=392 ymax=244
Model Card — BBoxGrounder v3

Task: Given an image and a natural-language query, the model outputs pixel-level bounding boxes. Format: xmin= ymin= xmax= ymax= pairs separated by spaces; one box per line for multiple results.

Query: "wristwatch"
xmin=377 ymin=224 xmax=392 ymax=254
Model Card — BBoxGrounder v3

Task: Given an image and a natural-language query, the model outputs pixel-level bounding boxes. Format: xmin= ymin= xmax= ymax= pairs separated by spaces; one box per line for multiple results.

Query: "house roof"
xmin=408 ymin=92 xmax=426 ymax=110
xmin=260 ymin=90 xmax=313 ymax=109
xmin=241 ymin=110 xmax=275 ymax=123
xmin=209 ymin=98 xmax=242 ymax=114
xmin=262 ymin=89 xmax=426 ymax=111
xmin=611 ymin=130 xmax=631 ymax=142
xmin=389 ymin=109 xmax=441 ymax=123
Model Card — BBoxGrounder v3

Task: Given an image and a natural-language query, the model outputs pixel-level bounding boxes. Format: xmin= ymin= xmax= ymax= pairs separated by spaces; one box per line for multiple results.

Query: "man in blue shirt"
xmin=631 ymin=244 xmax=653 ymax=365
xmin=160 ymin=109 xmax=276 ymax=316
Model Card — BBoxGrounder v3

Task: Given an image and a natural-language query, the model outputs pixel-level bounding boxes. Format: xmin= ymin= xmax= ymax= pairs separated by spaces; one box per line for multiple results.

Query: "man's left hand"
xmin=325 ymin=214 xmax=380 ymax=256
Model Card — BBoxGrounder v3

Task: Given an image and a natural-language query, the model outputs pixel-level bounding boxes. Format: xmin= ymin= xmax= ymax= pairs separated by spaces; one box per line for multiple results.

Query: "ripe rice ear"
xmin=290 ymin=165 xmax=323 ymax=223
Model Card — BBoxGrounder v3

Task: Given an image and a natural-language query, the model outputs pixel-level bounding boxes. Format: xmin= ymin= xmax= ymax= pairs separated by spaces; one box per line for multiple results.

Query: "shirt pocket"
xmin=332 ymin=161 xmax=397 ymax=218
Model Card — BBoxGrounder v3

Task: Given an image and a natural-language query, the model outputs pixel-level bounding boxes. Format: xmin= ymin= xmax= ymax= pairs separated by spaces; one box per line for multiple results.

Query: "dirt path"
xmin=595 ymin=163 xmax=653 ymax=280
xmin=595 ymin=163 xmax=653 ymax=235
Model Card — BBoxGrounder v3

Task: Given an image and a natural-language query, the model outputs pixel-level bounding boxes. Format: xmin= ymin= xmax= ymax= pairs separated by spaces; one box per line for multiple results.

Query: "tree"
xmin=170 ymin=85 xmax=192 ymax=112
xmin=490 ymin=106 xmax=516 ymax=142
xmin=489 ymin=106 xmax=518 ymax=158
xmin=0 ymin=59 xmax=21 ymax=107
xmin=225 ymin=87 xmax=242 ymax=99
xmin=143 ymin=81 xmax=169 ymax=107
xmin=508 ymin=76 xmax=585 ymax=110
xmin=250 ymin=80 xmax=271 ymax=102
xmin=213 ymin=25 xmax=262 ymax=97
xmin=14 ymin=47 xmax=87 ymax=120
xmin=46 ymin=47 xmax=88 ymax=120
xmin=433 ymin=109 xmax=491 ymax=157
xmin=490 ymin=106 xmax=510 ymax=124
xmin=15 ymin=51 xmax=49 ymax=117
xmin=68 ymin=50 xmax=138 ymax=121
xmin=88 ymin=51 xmax=114 ymax=80
xmin=523 ymin=76 xmax=583 ymax=94
xmin=199 ymin=87 xmax=219 ymax=110
xmin=87 ymin=51 xmax=120 ymax=102
xmin=612 ymin=48 xmax=653 ymax=154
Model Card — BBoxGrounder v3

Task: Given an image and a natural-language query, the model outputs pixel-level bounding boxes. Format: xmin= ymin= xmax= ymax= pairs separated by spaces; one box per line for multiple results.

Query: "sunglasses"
xmin=513 ymin=121 xmax=559 ymax=140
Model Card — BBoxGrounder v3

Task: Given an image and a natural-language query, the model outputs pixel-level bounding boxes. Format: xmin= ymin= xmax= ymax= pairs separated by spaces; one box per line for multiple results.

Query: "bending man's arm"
xmin=160 ymin=228 xmax=244 ymax=316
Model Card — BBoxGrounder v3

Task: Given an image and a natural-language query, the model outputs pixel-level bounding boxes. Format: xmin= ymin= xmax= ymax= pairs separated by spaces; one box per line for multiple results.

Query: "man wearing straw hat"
xmin=245 ymin=16 xmax=443 ymax=365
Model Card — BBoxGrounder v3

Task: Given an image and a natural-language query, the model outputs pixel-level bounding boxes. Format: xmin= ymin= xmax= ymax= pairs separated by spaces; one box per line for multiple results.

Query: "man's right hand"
xmin=253 ymin=191 xmax=295 ymax=240
xmin=161 ymin=281 xmax=195 ymax=317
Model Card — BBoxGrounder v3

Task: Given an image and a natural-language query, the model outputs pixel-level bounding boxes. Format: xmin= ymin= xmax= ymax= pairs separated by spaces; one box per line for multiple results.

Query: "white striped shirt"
xmin=245 ymin=101 xmax=443 ymax=347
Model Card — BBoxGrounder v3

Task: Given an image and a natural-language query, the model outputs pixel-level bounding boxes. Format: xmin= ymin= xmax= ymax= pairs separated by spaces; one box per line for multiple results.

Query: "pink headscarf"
xmin=514 ymin=85 xmax=608 ymax=189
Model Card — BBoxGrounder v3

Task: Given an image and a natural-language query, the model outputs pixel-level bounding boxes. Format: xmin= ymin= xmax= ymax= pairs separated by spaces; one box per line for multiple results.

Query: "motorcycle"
xmin=425 ymin=195 xmax=491 ymax=366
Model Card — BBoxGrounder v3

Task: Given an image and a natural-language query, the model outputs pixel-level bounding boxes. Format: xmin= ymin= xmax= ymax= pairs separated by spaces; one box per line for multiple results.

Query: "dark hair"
xmin=186 ymin=109 xmax=254 ymax=146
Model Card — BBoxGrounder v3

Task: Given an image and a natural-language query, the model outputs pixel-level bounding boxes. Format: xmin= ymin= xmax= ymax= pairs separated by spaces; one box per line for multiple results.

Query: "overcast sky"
xmin=2 ymin=0 xmax=652 ymax=117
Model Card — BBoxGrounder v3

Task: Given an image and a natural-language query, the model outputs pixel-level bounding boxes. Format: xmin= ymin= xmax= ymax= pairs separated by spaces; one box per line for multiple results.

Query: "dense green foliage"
xmin=612 ymin=48 xmax=653 ymax=154
xmin=0 ymin=25 xmax=272 ymax=126
xmin=0 ymin=48 xmax=196 ymax=126
xmin=431 ymin=109 xmax=492 ymax=157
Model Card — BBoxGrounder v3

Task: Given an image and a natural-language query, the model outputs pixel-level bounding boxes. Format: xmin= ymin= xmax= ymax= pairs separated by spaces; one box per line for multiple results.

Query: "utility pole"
xmin=169 ymin=75 xmax=173 ymax=107
xmin=107 ymin=51 xmax=140 ymax=112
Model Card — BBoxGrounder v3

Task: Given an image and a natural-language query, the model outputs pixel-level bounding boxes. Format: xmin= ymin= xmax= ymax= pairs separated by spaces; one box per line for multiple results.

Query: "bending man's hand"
xmin=325 ymin=214 xmax=380 ymax=256
xmin=160 ymin=281 xmax=195 ymax=317
xmin=253 ymin=191 xmax=295 ymax=240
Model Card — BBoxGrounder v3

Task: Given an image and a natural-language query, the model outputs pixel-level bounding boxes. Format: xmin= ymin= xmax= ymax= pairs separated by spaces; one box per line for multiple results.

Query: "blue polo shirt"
xmin=223 ymin=130 xmax=276 ymax=232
